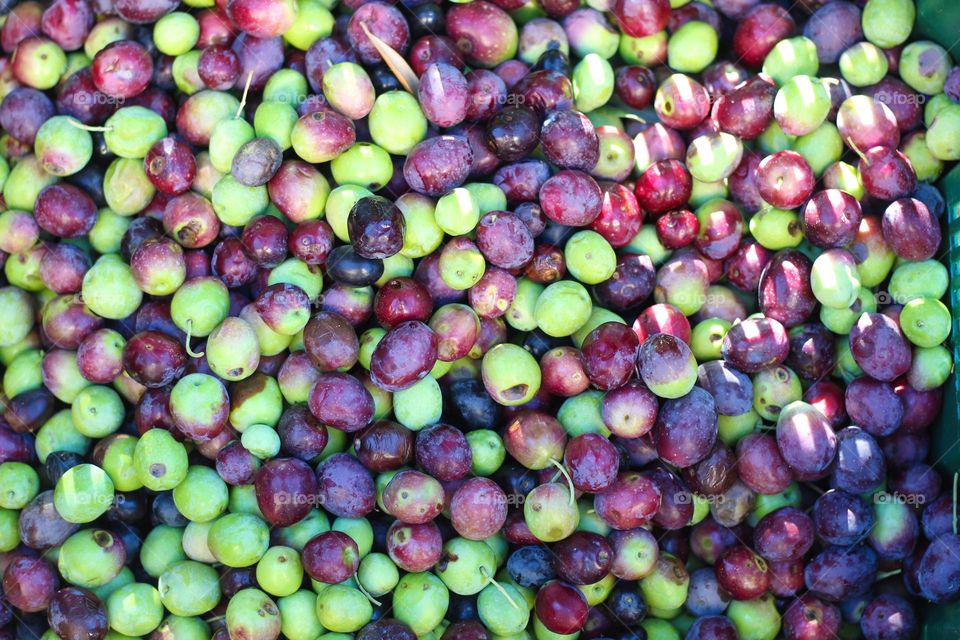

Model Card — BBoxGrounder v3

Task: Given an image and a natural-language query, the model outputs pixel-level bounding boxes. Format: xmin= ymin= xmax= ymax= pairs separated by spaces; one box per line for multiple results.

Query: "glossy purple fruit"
xmin=758 ymin=250 xmax=816 ymax=328
xmin=255 ymin=457 xmax=318 ymax=527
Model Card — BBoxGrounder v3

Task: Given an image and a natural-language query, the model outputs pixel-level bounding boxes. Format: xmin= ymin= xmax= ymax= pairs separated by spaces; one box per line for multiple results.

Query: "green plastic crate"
xmin=922 ymin=164 xmax=960 ymax=639
xmin=927 ymin=165 xmax=960 ymax=477
xmin=918 ymin=2 xmax=960 ymax=635
xmin=917 ymin=0 xmax=960 ymax=58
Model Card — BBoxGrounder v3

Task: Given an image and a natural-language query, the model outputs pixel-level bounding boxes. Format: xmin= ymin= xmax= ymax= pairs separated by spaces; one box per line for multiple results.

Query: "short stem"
xmin=184 ymin=320 xmax=205 ymax=358
xmin=846 ymin=137 xmax=868 ymax=164
xmin=354 ymin=573 xmax=382 ymax=607
xmin=803 ymin=482 xmax=825 ymax=496
xmin=550 ymin=458 xmax=576 ymax=507
xmin=236 ymin=71 xmax=254 ymax=119
xmin=479 ymin=566 xmax=519 ymax=610
xmin=876 ymin=569 xmax=902 ymax=581
xmin=65 ymin=119 xmax=111 ymax=133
